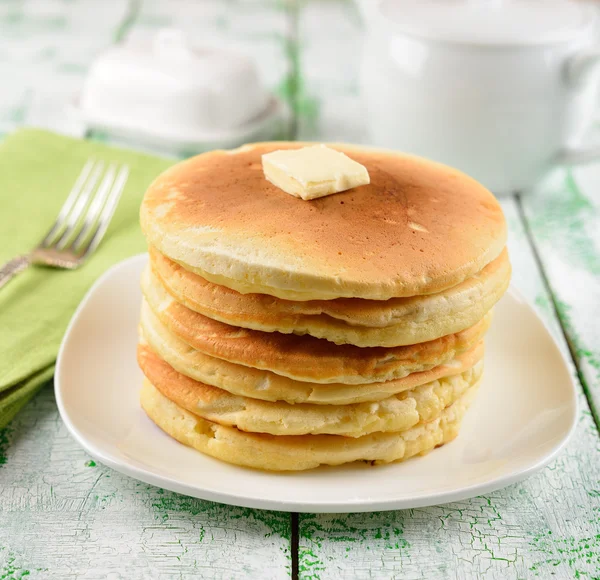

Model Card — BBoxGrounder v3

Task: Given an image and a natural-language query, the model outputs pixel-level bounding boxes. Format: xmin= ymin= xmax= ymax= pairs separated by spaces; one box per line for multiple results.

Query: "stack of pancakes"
xmin=138 ymin=143 xmax=510 ymax=471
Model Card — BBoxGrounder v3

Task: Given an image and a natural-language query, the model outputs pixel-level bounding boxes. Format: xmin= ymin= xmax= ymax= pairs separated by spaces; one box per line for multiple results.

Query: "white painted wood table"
xmin=1 ymin=1 xmax=599 ymax=578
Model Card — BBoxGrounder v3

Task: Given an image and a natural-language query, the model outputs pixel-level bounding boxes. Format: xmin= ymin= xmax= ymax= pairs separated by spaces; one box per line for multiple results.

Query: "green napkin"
xmin=0 ymin=129 xmax=174 ymax=427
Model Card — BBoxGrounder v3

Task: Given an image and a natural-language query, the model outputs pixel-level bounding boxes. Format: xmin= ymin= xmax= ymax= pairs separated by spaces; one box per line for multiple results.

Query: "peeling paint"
xmin=0 ymin=427 xmax=12 ymax=468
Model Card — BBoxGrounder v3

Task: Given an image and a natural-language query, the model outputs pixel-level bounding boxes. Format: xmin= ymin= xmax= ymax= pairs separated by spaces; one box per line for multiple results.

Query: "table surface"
xmin=1 ymin=1 xmax=600 ymax=579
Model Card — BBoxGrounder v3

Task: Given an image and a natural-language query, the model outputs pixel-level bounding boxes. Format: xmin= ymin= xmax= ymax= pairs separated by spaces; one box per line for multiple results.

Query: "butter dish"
xmin=74 ymin=29 xmax=284 ymax=151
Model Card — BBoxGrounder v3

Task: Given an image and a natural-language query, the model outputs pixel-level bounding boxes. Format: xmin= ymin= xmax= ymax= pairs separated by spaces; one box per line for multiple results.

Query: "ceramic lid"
xmin=377 ymin=0 xmax=596 ymax=45
xmin=80 ymin=29 xmax=271 ymax=134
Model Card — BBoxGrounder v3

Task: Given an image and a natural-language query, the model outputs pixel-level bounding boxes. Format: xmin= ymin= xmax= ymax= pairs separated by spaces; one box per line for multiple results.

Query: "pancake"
xmin=141 ymin=379 xmax=478 ymax=471
xmin=150 ymin=245 xmax=510 ymax=347
xmin=140 ymin=142 xmax=507 ymax=301
xmin=140 ymin=301 xmax=485 ymax=404
xmin=141 ymin=270 xmax=491 ymax=384
xmin=138 ymin=340 xmax=483 ymax=437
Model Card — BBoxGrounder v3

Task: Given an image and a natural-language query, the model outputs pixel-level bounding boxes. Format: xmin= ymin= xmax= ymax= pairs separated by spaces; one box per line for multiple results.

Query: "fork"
xmin=0 ymin=159 xmax=129 ymax=290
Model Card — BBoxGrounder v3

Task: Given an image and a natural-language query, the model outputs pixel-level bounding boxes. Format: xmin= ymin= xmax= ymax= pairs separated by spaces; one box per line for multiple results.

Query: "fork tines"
xmin=40 ymin=159 xmax=129 ymax=258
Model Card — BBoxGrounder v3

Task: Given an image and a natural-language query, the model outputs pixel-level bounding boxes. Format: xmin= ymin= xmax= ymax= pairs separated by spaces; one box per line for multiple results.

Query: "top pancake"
xmin=140 ymin=142 xmax=507 ymax=300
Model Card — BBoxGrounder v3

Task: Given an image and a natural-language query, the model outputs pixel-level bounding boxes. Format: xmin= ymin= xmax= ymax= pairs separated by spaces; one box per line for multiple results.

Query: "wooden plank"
xmin=520 ymin=165 xmax=600 ymax=425
xmin=296 ymin=1 xmax=600 ymax=577
xmin=0 ymin=1 xmax=293 ymax=578
xmin=0 ymin=388 xmax=291 ymax=580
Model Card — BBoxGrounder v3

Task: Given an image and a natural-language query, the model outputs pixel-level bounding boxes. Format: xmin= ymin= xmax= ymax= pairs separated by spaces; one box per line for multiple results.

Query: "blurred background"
xmin=1 ymin=0 xmax=600 ymax=194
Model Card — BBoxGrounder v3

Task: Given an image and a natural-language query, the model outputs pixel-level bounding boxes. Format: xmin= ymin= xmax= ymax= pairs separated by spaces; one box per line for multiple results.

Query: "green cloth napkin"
xmin=0 ymin=129 xmax=174 ymax=427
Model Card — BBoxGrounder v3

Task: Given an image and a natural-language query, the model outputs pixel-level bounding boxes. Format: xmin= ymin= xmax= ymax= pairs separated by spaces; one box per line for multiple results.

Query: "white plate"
xmin=55 ymin=255 xmax=578 ymax=513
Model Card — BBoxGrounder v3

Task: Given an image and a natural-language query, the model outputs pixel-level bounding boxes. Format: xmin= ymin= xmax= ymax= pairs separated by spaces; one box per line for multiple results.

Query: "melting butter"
xmin=262 ymin=144 xmax=370 ymax=200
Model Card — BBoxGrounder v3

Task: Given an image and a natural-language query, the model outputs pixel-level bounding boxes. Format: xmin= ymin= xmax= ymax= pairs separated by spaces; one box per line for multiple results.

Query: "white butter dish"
xmin=74 ymin=29 xmax=284 ymax=151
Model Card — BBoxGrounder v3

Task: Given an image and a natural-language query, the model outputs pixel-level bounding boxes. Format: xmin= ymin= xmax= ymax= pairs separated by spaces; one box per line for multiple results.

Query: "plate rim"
xmin=55 ymin=254 xmax=579 ymax=513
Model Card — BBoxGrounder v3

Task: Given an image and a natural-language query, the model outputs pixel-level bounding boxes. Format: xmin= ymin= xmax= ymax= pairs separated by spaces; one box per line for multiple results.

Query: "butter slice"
xmin=262 ymin=144 xmax=370 ymax=200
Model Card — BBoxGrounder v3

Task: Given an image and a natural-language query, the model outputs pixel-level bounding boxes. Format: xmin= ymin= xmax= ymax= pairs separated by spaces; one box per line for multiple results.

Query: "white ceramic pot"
xmin=360 ymin=0 xmax=600 ymax=194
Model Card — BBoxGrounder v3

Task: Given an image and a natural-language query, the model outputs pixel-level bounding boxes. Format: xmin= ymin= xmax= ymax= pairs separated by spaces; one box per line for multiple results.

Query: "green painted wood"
xmin=0 ymin=388 xmax=291 ymax=579
xmin=296 ymin=1 xmax=600 ymax=577
xmin=520 ymin=166 xmax=600 ymax=427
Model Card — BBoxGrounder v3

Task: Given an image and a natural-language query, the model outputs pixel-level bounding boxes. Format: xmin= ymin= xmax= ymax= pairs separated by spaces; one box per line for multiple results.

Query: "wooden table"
xmin=1 ymin=2 xmax=599 ymax=578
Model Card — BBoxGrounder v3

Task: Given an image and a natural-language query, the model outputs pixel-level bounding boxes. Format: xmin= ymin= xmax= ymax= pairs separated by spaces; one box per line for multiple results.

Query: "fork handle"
xmin=0 ymin=255 xmax=31 ymax=290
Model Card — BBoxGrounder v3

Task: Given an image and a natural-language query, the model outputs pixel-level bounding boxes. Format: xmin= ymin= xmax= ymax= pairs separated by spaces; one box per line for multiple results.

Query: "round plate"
xmin=55 ymin=255 xmax=578 ymax=513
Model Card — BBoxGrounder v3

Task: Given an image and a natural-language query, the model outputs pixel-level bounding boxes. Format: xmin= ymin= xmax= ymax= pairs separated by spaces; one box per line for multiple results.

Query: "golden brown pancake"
xmin=140 ymin=302 xmax=485 ymax=404
xmin=141 ymin=379 xmax=478 ymax=471
xmin=140 ymin=142 xmax=507 ymax=301
xmin=141 ymin=268 xmax=492 ymax=384
xmin=150 ymin=245 xmax=510 ymax=347
xmin=138 ymin=340 xmax=483 ymax=437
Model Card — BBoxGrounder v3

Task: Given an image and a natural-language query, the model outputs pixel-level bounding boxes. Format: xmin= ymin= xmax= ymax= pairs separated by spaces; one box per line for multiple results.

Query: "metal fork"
xmin=0 ymin=159 xmax=129 ymax=290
